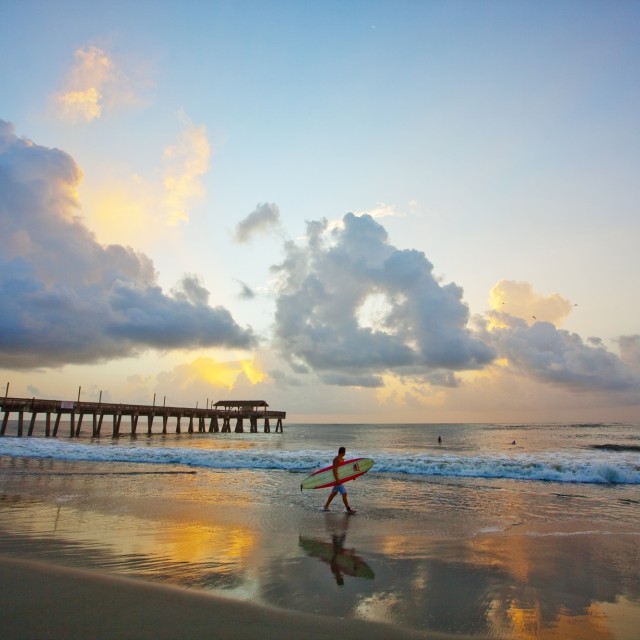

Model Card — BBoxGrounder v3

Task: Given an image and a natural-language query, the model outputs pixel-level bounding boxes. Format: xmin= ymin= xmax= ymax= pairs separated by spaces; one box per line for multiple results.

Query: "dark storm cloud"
xmin=0 ymin=120 xmax=255 ymax=369
xmin=271 ymin=212 xmax=495 ymax=385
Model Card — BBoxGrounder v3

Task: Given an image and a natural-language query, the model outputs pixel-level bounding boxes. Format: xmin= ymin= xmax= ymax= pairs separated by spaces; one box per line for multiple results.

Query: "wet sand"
xmin=0 ymin=556 xmax=461 ymax=640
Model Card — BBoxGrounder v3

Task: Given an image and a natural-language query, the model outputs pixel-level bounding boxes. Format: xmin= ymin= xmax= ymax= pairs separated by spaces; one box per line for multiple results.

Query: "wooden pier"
xmin=0 ymin=398 xmax=285 ymax=438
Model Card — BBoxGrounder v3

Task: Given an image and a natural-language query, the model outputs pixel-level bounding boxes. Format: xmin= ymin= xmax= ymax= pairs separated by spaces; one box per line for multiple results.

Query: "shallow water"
xmin=1 ymin=422 xmax=639 ymax=638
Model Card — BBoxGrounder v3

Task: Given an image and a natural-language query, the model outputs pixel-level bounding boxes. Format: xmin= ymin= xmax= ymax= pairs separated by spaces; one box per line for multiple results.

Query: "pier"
xmin=0 ymin=398 xmax=285 ymax=438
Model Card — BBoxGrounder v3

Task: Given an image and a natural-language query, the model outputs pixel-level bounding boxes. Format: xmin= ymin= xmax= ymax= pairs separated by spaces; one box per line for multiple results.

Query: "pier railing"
xmin=0 ymin=397 xmax=285 ymax=438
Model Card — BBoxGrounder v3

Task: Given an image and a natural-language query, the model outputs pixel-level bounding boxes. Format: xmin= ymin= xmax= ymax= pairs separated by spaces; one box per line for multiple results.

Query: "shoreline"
xmin=0 ymin=556 xmax=469 ymax=640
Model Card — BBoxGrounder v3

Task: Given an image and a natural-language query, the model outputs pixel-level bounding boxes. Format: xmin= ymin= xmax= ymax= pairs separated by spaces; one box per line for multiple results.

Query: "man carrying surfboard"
xmin=323 ymin=447 xmax=355 ymax=513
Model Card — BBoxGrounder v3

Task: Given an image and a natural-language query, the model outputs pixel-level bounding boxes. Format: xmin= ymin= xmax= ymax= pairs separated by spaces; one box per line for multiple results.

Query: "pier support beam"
xmin=75 ymin=413 xmax=84 ymax=437
xmin=97 ymin=412 xmax=105 ymax=436
xmin=28 ymin=411 xmax=37 ymax=436
xmin=53 ymin=412 xmax=62 ymax=436
xmin=112 ymin=413 xmax=122 ymax=438
xmin=1 ymin=410 xmax=9 ymax=436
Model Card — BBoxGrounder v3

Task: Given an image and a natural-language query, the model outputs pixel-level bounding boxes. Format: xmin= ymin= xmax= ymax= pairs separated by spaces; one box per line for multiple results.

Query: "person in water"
xmin=323 ymin=447 xmax=355 ymax=513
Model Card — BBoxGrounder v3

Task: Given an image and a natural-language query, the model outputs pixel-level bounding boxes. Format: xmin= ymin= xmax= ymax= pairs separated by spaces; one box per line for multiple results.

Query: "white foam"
xmin=1 ymin=438 xmax=638 ymax=485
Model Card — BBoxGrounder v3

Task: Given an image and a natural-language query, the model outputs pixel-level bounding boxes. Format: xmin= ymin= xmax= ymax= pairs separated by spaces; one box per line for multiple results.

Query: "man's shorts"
xmin=331 ymin=483 xmax=346 ymax=495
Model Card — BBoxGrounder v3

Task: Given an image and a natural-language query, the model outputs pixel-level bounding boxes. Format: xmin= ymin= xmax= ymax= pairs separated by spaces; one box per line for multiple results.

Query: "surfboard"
xmin=300 ymin=457 xmax=374 ymax=490
xmin=298 ymin=536 xmax=375 ymax=579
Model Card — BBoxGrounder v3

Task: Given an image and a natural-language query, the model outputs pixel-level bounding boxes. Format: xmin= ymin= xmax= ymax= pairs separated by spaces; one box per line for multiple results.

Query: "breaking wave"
xmin=1 ymin=438 xmax=639 ymax=485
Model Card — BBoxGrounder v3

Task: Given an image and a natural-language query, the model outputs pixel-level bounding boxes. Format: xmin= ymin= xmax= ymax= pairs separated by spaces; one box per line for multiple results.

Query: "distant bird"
xmin=532 ymin=315 xmax=536 ymax=319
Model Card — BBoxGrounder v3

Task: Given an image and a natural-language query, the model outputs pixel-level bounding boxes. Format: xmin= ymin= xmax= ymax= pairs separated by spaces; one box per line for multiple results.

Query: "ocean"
xmin=1 ymin=422 xmax=639 ymax=638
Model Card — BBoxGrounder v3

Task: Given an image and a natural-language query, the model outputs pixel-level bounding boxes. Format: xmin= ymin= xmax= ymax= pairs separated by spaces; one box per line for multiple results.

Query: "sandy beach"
xmin=2 ymin=556 xmax=460 ymax=640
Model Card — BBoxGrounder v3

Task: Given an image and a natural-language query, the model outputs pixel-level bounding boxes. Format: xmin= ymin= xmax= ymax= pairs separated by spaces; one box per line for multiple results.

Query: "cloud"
xmin=0 ymin=120 xmax=255 ymax=369
xmin=170 ymin=274 xmax=210 ymax=306
xmin=271 ymin=212 xmax=495 ymax=386
xmin=51 ymin=45 xmax=140 ymax=122
xmin=480 ymin=281 xmax=640 ymax=393
xmin=320 ymin=372 xmax=384 ymax=388
xmin=156 ymin=356 xmax=267 ymax=394
xmin=480 ymin=313 xmax=639 ymax=392
xmin=163 ymin=112 xmax=211 ymax=225
xmin=616 ymin=335 xmax=640 ymax=372
xmin=489 ymin=280 xmax=573 ymax=324
xmin=234 ymin=203 xmax=281 ymax=243
xmin=83 ymin=173 xmax=156 ymax=247
xmin=236 ymin=280 xmax=256 ymax=300
xmin=352 ymin=202 xmax=404 ymax=220
xmin=82 ymin=113 xmax=210 ymax=246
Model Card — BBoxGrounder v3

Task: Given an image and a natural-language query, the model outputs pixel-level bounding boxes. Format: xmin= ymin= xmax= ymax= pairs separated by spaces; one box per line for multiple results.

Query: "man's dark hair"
xmin=338 ymin=446 xmax=346 ymax=455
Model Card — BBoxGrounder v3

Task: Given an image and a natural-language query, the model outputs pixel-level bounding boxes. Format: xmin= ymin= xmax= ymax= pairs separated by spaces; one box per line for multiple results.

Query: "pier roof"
xmin=213 ymin=400 xmax=269 ymax=409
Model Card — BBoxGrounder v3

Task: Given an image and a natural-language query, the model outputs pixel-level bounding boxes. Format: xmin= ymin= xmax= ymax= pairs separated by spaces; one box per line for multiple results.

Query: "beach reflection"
xmin=344 ymin=529 xmax=640 ymax=638
xmin=299 ymin=514 xmax=374 ymax=585
xmin=472 ymin=533 xmax=640 ymax=639
xmin=0 ymin=458 xmax=260 ymax=593
xmin=284 ymin=521 xmax=640 ymax=638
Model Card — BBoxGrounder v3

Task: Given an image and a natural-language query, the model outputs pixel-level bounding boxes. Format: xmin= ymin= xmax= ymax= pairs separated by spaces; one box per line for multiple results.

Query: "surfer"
xmin=323 ymin=447 xmax=355 ymax=513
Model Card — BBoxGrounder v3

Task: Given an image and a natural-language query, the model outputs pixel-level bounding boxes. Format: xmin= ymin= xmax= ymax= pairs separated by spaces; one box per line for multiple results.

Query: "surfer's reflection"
xmin=299 ymin=514 xmax=374 ymax=586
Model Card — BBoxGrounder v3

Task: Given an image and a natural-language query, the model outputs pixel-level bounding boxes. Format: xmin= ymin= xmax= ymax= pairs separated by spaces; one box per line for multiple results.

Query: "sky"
xmin=1 ymin=0 xmax=639 ymax=423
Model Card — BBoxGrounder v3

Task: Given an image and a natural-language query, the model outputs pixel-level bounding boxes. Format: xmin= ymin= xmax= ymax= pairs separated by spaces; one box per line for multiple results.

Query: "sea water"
xmin=1 ymin=422 xmax=639 ymax=638
xmin=2 ymin=421 xmax=639 ymax=481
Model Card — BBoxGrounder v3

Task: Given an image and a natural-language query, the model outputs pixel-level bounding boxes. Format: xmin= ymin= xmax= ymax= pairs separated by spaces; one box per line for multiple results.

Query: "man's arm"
xmin=332 ymin=456 xmax=340 ymax=483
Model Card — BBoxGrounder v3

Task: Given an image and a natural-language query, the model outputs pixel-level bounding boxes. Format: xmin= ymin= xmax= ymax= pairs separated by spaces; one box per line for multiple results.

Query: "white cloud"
xmin=271 ymin=212 xmax=495 ymax=386
xmin=352 ymin=202 xmax=404 ymax=220
xmin=163 ymin=112 xmax=211 ymax=225
xmin=51 ymin=45 xmax=140 ymax=122
xmin=489 ymin=280 xmax=573 ymax=324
